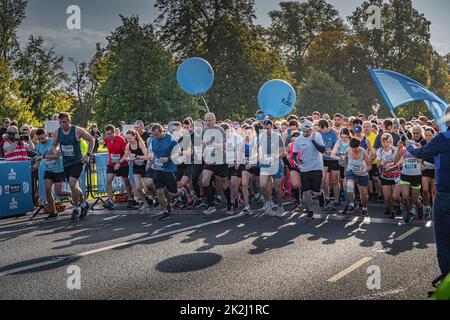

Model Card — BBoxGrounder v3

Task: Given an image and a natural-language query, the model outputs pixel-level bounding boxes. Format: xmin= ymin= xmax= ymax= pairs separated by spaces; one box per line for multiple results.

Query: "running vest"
xmin=346 ymin=148 xmax=368 ymax=176
xmin=58 ymin=126 xmax=82 ymax=167
xmin=401 ymin=149 xmax=421 ymax=176
xmin=130 ymin=142 xmax=146 ymax=167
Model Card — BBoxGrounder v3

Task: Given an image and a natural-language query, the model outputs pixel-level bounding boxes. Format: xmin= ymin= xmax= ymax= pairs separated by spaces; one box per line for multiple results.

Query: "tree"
xmin=67 ymin=44 xmax=107 ymax=127
xmin=154 ymin=0 xmax=256 ymax=58
xmin=0 ymin=0 xmax=27 ymax=60
xmin=429 ymin=51 xmax=450 ymax=101
xmin=348 ymin=0 xmax=433 ymax=83
xmin=0 ymin=58 xmax=37 ymax=127
xmin=155 ymin=0 xmax=292 ymax=120
xmin=13 ymin=36 xmax=73 ymax=123
xmin=269 ymin=0 xmax=344 ymax=84
xmin=94 ymin=15 xmax=199 ymax=127
xmin=299 ymin=70 xmax=356 ymax=117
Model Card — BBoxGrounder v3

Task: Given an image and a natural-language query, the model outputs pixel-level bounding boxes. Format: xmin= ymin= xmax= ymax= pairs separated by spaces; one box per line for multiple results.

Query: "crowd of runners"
xmin=2 ymin=110 xmax=441 ymax=223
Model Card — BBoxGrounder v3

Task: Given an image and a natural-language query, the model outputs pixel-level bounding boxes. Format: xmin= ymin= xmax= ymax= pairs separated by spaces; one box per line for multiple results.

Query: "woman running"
xmin=331 ymin=128 xmax=351 ymax=210
xmin=241 ymin=125 xmax=259 ymax=214
xmin=287 ymin=131 xmax=302 ymax=209
xmin=121 ymin=129 xmax=148 ymax=210
xmin=420 ymin=127 xmax=436 ymax=219
xmin=377 ymin=133 xmax=402 ymax=219
xmin=394 ymin=135 xmax=424 ymax=222
xmin=344 ymin=138 xmax=372 ymax=216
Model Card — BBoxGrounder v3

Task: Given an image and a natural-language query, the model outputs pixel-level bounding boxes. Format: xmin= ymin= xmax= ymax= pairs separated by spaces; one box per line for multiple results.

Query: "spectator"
xmin=20 ymin=125 xmax=37 ymax=157
xmin=89 ymin=123 xmax=102 ymax=153
xmin=407 ymin=106 xmax=450 ymax=279
xmin=2 ymin=125 xmax=34 ymax=161
xmin=0 ymin=118 xmax=11 ymax=142
xmin=134 ymin=120 xmax=150 ymax=144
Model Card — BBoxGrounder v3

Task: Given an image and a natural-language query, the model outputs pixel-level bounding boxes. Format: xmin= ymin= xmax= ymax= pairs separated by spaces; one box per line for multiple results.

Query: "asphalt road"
xmin=0 ymin=201 xmax=440 ymax=300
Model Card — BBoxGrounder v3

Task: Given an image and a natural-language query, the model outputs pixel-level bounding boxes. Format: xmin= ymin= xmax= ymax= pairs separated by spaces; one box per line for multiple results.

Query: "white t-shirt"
xmin=293 ymin=133 xmax=325 ymax=172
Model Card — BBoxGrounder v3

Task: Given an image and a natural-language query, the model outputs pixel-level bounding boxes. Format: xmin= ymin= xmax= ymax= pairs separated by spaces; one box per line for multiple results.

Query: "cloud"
xmin=432 ymin=42 xmax=450 ymax=56
xmin=17 ymin=25 xmax=108 ymax=71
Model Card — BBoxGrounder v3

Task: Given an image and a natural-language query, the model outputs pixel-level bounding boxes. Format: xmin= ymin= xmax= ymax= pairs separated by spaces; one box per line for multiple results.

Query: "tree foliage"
xmin=0 ymin=0 xmax=27 ymax=60
xmin=299 ymin=70 xmax=356 ymax=117
xmin=94 ymin=15 xmax=199 ymax=128
xmin=13 ymin=36 xmax=72 ymax=123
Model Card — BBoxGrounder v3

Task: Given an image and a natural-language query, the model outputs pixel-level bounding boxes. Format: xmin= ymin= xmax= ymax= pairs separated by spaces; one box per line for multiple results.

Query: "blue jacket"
xmin=407 ymin=128 xmax=450 ymax=193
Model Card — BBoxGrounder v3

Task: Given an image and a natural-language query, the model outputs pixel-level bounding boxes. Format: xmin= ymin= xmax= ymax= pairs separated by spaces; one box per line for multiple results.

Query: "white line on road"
xmin=395 ymin=227 xmax=421 ymax=241
xmin=0 ymin=214 xmax=244 ymax=277
xmin=327 ymin=257 xmax=373 ymax=283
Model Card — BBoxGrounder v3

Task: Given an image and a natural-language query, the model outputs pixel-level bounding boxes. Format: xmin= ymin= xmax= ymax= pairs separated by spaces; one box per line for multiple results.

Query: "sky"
xmin=16 ymin=0 xmax=450 ymax=73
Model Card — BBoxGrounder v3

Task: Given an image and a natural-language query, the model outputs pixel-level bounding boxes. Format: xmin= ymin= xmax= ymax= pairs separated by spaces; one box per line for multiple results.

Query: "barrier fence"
xmin=0 ymin=153 xmax=135 ymax=219
xmin=0 ymin=161 xmax=34 ymax=218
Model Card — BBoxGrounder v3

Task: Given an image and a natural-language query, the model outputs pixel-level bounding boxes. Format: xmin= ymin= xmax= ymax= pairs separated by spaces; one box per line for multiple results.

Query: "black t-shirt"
xmin=254 ymin=122 xmax=263 ymax=137
xmin=374 ymin=131 xmax=401 ymax=149
xmin=0 ymin=127 xmax=7 ymax=143
xmin=141 ymin=132 xmax=150 ymax=145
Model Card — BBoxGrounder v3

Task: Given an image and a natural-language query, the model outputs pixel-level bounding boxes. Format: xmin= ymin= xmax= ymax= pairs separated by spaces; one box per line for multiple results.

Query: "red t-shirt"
xmin=104 ymin=135 xmax=127 ymax=167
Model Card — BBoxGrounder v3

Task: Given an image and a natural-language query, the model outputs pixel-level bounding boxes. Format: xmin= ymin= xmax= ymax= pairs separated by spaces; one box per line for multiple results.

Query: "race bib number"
xmin=111 ymin=154 xmax=121 ymax=164
xmin=61 ymin=145 xmax=74 ymax=157
xmin=134 ymin=159 xmax=145 ymax=166
xmin=45 ymin=160 xmax=57 ymax=170
xmin=154 ymin=158 xmax=164 ymax=171
xmin=404 ymin=158 xmax=418 ymax=170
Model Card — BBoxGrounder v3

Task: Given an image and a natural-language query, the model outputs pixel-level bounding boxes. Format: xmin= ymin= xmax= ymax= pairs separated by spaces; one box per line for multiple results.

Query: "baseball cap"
xmin=354 ymin=125 xmax=363 ymax=134
xmin=301 ymin=120 xmax=313 ymax=131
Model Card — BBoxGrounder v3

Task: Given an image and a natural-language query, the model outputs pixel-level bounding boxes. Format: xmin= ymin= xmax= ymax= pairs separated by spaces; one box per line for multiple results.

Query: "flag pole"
xmin=388 ymin=109 xmax=409 ymax=140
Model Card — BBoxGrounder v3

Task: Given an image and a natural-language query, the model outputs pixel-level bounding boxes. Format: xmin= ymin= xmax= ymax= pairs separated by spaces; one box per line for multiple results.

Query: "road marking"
xmin=0 ymin=214 xmax=244 ymax=277
xmin=395 ymin=227 xmax=421 ymax=241
xmin=327 ymin=257 xmax=373 ymax=283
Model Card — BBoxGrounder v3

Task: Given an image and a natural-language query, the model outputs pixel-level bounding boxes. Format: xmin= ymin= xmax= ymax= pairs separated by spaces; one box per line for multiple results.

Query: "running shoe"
xmin=318 ymin=192 xmax=325 ymax=208
xmin=80 ymin=202 xmax=89 ymax=220
xmin=203 ymin=206 xmax=217 ymax=215
xmin=158 ymin=211 xmax=171 ymax=221
xmin=71 ymin=209 xmax=80 ymax=221
xmin=45 ymin=212 xmax=59 ymax=220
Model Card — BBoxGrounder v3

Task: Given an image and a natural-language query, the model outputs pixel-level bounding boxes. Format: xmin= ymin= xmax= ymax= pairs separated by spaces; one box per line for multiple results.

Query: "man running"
xmin=52 ymin=113 xmax=94 ymax=221
xmin=293 ymin=120 xmax=326 ymax=219
xmin=103 ymin=124 xmax=134 ymax=209
xmin=201 ymin=113 xmax=228 ymax=215
xmin=30 ymin=129 xmax=71 ymax=220
xmin=319 ymin=119 xmax=340 ymax=211
xmin=258 ymin=120 xmax=286 ymax=217
xmin=149 ymin=124 xmax=187 ymax=221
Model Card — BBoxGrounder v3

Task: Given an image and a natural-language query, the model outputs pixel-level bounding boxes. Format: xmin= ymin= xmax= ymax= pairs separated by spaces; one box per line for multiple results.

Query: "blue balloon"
xmin=258 ymin=80 xmax=296 ymax=118
xmin=177 ymin=58 xmax=214 ymax=96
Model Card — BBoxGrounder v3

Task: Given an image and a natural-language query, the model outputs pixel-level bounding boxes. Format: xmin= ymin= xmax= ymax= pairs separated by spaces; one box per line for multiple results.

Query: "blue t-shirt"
xmin=151 ymin=134 xmax=178 ymax=173
xmin=320 ymin=130 xmax=338 ymax=160
xmin=36 ymin=139 xmax=64 ymax=173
